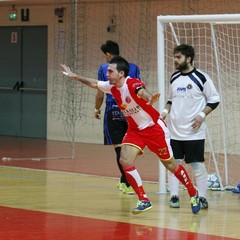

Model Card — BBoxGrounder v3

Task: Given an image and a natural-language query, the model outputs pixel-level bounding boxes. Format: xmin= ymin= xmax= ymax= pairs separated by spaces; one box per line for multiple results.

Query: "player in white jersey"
xmin=61 ymin=56 xmax=201 ymax=215
xmin=162 ymin=44 xmax=220 ymax=209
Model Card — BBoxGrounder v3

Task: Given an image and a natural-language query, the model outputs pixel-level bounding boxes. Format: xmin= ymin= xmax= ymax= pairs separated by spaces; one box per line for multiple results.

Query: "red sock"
xmin=123 ymin=165 xmax=149 ymax=201
xmin=173 ymin=163 xmax=197 ymax=197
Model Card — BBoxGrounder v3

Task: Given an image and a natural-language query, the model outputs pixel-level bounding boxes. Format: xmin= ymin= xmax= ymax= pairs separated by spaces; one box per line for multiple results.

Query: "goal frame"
xmin=156 ymin=14 xmax=240 ymax=193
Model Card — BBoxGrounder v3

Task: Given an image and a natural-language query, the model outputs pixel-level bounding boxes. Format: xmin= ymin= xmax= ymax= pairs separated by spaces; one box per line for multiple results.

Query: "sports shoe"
xmin=190 ymin=192 xmax=201 ymax=214
xmin=123 ymin=185 xmax=135 ymax=195
xmin=117 ymin=182 xmax=126 ymax=191
xmin=132 ymin=200 xmax=152 ymax=215
xmin=200 ymin=197 xmax=208 ymax=209
xmin=169 ymin=195 xmax=180 ymax=208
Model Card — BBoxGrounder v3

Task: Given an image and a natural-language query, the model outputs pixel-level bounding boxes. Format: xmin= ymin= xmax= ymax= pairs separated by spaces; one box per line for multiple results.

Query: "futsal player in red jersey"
xmin=60 ymin=56 xmax=201 ymax=215
xmin=95 ymin=40 xmax=140 ymax=194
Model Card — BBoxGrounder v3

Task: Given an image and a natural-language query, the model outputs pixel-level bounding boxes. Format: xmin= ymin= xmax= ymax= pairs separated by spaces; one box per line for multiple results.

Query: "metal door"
xmin=0 ymin=26 xmax=47 ymax=138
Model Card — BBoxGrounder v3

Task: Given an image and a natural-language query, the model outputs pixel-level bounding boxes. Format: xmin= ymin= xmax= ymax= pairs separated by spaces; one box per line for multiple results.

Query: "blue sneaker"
xmin=190 ymin=192 xmax=201 ymax=214
xmin=132 ymin=200 xmax=152 ymax=215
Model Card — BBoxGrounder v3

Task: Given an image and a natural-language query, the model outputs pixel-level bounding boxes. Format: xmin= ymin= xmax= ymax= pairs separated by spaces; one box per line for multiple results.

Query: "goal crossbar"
xmin=157 ymin=14 xmax=240 ymax=24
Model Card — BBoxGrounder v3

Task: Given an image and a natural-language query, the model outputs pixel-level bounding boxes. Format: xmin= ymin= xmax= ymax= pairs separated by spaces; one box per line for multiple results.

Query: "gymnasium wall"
xmin=0 ymin=0 xmax=239 ymax=144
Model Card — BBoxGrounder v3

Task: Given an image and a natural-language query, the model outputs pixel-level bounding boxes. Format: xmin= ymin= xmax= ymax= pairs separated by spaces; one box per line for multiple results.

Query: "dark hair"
xmin=101 ymin=40 xmax=119 ymax=56
xmin=174 ymin=44 xmax=195 ymax=64
xmin=109 ymin=56 xmax=129 ymax=77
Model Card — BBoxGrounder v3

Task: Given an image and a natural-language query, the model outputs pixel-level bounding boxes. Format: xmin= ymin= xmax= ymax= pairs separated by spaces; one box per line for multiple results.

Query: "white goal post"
xmin=157 ymin=14 xmax=240 ymax=193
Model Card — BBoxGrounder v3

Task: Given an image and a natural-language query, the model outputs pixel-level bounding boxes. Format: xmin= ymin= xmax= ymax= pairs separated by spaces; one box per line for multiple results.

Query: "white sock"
xmin=191 ymin=162 xmax=208 ymax=199
xmin=168 ymin=159 xmax=181 ymax=196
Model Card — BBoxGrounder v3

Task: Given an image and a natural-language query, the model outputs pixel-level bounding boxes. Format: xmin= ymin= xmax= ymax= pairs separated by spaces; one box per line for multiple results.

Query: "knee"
xmin=119 ymin=145 xmax=139 ymax=167
xmin=119 ymin=151 xmax=130 ymax=168
xmin=175 ymin=159 xmax=182 ymax=164
xmin=119 ymin=157 xmax=127 ymax=167
xmin=162 ymin=157 xmax=177 ymax=172
xmin=191 ymin=162 xmax=207 ymax=177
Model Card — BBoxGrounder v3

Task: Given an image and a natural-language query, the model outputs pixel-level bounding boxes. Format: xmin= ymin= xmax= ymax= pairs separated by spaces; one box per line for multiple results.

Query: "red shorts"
xmin=122 ymin=119 xmax=173 ymax=161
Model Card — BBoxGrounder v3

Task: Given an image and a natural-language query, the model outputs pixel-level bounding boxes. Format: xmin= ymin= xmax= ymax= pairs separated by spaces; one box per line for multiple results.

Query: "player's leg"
xmin=147 ymin=120 xmax=200 ymax=214
xmin=103 ymin=106 xmax=124 ymax=189
xmin=191 ymin=162 xmax=208 ymax=209
xmin=168 ymin=139 xmax=184 ymax=208
xmin=161 ymin=158 xmax=200 ymax=214
xmin=168 ymin=159 xmax=181 ymax=208
xmin=104 ymin=106 xmax=133 ymax=194
xmin=114 ymin=145 xmax=134 ymax=194
xmin=162 ymin=158 xmax=197 ymax=196
xmin=185 ymin=140 xmax=208 ymax=209
xmin=114 ymin=145 xmax=125 ymax=190
xmin=109 ymin=119 xmax=135 ymax=194
xmin=120 ymin=140 xmax=152 ymax=214
xmin=113 ymin=120 xmax=134 ymax=194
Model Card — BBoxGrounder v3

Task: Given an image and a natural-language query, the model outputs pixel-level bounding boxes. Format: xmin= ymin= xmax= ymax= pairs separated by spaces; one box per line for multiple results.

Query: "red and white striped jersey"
xmin=98 ymin=77 xmax=160 ymax=130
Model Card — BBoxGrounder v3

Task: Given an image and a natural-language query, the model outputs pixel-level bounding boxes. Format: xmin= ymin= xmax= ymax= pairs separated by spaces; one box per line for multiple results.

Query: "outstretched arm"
xmin=61 ymin=64 xmax=99 ymax=89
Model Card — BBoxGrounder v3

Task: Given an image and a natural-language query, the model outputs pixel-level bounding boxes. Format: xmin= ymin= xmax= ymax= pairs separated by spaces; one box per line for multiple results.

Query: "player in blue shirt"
xmin=94 ymin=40 xmax=140 ymax=194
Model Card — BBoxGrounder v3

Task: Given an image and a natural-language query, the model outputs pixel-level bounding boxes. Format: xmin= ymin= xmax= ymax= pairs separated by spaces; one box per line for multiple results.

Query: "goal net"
xmin=157 ymin=14 xmax=240 ymax=191
xmin=51 ymin=0 xmax=155 ymax=157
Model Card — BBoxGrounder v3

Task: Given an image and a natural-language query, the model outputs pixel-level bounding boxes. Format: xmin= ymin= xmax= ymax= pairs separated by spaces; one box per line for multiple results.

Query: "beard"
xmin=175 ymin=61 xmax=188 ymax=71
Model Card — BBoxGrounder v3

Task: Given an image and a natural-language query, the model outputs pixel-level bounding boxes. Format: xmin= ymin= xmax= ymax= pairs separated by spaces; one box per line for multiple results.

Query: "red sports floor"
xmin=0 ymin=206 xmax=236 ymax=240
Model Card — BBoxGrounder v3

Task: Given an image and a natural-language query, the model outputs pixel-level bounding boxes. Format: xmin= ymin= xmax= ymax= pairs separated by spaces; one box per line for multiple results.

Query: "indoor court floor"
xmin=0 ymin=136 xmax=239 ymax=240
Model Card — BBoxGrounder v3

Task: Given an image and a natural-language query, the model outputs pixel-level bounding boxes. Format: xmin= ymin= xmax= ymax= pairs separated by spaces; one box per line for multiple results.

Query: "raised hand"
xmin=60 ymin=64 xmax=77 ymax=78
